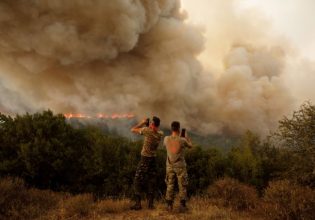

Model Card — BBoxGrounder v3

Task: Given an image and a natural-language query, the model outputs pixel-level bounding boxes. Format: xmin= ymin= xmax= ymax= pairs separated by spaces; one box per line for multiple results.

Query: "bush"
xmin=207 ymin=177 xmax=258 ymax=211
xmin=262 ymin=180 xmax=315 ymax=220
xmin=0 ymin=177 xmax=60 ymax=220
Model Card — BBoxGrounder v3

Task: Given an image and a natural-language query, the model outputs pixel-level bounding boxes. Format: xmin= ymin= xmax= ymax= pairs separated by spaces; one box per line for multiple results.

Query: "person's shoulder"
xmin=140 ymin=127 xmax=150 ymax=134
xmin=163 ymin=135 xmax=171 ymax=140
xmin=158 ymin=130 xmax=164 ymax=136
xmin=142 ymin=127 xmax=150 ymax=131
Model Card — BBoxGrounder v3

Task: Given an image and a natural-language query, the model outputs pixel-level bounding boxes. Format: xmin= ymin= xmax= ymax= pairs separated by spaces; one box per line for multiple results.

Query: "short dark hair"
xmin=171 ymin=121 xmax=180 ymax=132
xmin=152 ymin=116 xmax=160 ymax=127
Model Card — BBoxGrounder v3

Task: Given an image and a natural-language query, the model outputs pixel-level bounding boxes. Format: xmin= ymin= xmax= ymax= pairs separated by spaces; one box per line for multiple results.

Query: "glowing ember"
xmin=64 ymin=113 xmax=135 ymax=119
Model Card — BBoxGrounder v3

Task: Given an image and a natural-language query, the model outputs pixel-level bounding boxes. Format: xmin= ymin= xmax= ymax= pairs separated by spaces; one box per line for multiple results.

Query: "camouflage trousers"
xmin=133 ymin=156 xmax=157 ymax=197
xmin=165 ymin=165 xmax=188 ymax=201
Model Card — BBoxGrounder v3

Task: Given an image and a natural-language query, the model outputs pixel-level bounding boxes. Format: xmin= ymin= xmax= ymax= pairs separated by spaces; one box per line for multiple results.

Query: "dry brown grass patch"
xmin=261 ymin=180 xmax=315 ymax=220
xmin=0 ymin=177 xmax=61 ymax=220
xmin=61 ymin=193 xmax=95 ymax=219
xmin=94 ymin=199 xmax=130 ymax=214
xmin=207 ymin=177 xmax=259 ymax=211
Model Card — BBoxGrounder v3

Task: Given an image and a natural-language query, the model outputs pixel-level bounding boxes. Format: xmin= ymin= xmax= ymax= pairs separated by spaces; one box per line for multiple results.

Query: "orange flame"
xmin=64 ymin=113 xmax=135 ymax=119
xmin=64 ymin=113 xmax=90 ymax=119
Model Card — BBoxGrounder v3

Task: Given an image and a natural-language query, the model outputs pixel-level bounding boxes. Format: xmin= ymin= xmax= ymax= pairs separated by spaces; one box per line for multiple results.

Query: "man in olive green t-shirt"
xmin=130 ymin=116 xmax=163 ymax=210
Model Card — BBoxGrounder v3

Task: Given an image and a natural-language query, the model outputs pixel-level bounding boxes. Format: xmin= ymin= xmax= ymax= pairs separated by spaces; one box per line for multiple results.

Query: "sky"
xmin=181 ymin=0 xmax=315 ymax=60
xmin=180 ymin=0 xmax=315 ymax=124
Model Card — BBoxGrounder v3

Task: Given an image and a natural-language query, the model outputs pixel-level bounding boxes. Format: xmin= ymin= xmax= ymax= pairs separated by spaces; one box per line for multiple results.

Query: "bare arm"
xmin=183 ymin=134 xmax=193 ymax=149
xmin=131 ymin=118 xmax=147 ymax=134
xmin=185 ymin=137 xmax=193 ymax=148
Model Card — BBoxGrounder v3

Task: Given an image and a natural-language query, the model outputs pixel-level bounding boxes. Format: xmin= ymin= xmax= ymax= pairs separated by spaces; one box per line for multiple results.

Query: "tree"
xmin=274 ymin=102 xmax=315 ymax=186
xmin=227 ymin=131 xmax=263 ymax=188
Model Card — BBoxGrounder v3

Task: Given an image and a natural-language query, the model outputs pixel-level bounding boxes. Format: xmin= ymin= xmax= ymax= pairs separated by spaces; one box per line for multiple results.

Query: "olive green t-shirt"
xmin=140 ymin=127 xmax=164 ymax=157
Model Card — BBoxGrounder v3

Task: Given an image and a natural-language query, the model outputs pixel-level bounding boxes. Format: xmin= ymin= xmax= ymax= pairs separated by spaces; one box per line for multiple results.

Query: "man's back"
xmin=164 ymin=135 xmax=191 ymax=167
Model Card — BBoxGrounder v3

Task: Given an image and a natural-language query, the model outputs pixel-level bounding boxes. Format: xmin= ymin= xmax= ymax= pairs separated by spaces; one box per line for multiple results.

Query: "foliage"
xmin=186 ymin=146 xmax=226 ymax=194
xmin=227 ymin=131 xmax=262 ymax=186
xmin=226 ymin=131 xmax=292 ymax=191
xmin=274 ymin=102 xmax=315 ymax=186
xmin=0 ymin=111 xmax=141 ymax=195
xmin=0 ymin=110 xmax=221 ymax=197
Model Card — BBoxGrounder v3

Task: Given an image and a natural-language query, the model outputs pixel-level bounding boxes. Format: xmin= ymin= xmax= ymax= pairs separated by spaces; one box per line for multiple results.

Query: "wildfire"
xmin=64 ymin=113 xmax=135 ymax=119
xmin=64 ymin=113 xmax=90 ymax=119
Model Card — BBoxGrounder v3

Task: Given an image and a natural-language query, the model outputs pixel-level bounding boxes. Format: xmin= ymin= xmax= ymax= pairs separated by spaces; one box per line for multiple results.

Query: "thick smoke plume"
xmin=0 ymin=0 xmax=312 ymax=135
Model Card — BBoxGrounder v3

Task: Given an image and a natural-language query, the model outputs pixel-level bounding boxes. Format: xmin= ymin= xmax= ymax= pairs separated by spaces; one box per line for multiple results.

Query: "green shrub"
xmin=207 ymin=177 xmax=258 ymax=211
xmin=262 ymin=180 xmax=315 ymax=220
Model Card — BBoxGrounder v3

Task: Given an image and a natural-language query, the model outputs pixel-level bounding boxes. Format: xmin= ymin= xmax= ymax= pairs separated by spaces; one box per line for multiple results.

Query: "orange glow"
xmin=109 ymin=113 xmax=135 ymax=119
xmin=64 ymin=113 xmax=91 ymax=119
xmin=97 ymin=113 xmax=109 ymax=119
xmin=64 ymin=113 xmax=135 ymax=119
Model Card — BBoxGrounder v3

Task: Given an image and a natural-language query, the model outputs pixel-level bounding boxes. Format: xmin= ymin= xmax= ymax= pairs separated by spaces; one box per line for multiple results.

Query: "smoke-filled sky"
xmin=183 ymin=0 xmax=315 ymax=60
xmin=0 ymin=0 xmax=314 ymax=136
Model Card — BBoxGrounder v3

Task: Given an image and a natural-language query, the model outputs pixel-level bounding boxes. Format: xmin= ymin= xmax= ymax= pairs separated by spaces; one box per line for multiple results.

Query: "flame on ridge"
xmin=64 ymin=113 xmax=135 ymax=119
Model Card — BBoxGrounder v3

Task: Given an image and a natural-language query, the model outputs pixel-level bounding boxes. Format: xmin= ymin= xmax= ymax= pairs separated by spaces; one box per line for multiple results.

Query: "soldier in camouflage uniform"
xmin=163 ymin=121 xmax=192 ymax=212
xmin=130 ymin=116 xmax=163 ymax=210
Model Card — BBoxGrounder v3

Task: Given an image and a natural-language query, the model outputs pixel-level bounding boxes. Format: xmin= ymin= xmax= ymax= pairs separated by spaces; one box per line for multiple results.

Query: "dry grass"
xmin=2 ymin=177 xmax=314 ymax=220
xmin=60 ymin=193 xmax=95 ymax=219
xmin=260 ymin=180 xmax=315 ymax=220
xmin=97 ymin=197 xmax=262 ymax=220
xmin=0 ymin=177 xmax=61 ymax=220
xmin=186 ymin=197 xmax=233 ymax=220
xmin=94 ymin=199 xmax=130 ymax=214
xmin=0 ymin=177 xmax=263 ymax=220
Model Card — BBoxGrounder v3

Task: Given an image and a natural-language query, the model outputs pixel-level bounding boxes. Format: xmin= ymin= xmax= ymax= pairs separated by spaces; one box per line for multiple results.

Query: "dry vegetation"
xmin=261 ymin=180 xmax=315 ymax=220
xmin=206 ymin=177 xmax=258 ymax=211
xmin=1 ymin=177 xmax=315 ymax=220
